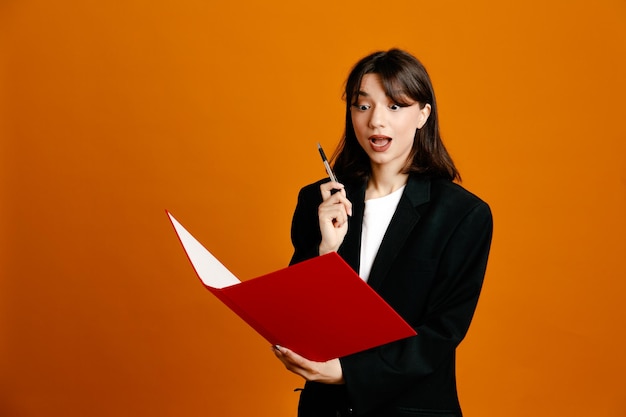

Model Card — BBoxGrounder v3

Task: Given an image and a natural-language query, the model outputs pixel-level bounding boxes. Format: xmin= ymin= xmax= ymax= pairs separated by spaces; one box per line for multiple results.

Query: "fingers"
xmin=318 ymin=200 xmax=349 ymax=228
xmin=272 ymin=345 xmax=344 ymax=384
xmin=273 ymin=345 xmax=309 ymax=376
xmin=318 ymin=182 xmax=352 ymax=255
xmin=319 ymin=182 xmax=353 ymax=218
xmin=320 ymin=181 xmax=344 ymax=200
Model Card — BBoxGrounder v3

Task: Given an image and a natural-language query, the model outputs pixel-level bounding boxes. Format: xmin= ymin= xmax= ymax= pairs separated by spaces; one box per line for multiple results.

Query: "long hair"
xmin=332 ymin=49 xmax=460 ymax=183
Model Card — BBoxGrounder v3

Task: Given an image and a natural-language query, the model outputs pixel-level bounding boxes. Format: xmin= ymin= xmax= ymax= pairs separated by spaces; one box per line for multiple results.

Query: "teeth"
xmin=371 ymin=137 xmax=390 ymax=146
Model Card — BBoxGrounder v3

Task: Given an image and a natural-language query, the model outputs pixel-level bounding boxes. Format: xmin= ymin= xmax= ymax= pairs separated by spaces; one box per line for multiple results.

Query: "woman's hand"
xmin=318 ymin=181 xmax=352 ymax=255
xmin=272 ymin=345 xmax=345 ymax=384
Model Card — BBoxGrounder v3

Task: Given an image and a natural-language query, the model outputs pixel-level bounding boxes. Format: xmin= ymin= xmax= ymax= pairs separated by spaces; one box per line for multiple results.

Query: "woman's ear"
xmin=417 ymin=103 xmax=431 ymax=129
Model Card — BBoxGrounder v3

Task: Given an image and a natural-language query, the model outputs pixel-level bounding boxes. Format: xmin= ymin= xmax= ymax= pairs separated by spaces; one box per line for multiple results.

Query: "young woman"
xmin=273 ymin=49 xmax=493 ymax=417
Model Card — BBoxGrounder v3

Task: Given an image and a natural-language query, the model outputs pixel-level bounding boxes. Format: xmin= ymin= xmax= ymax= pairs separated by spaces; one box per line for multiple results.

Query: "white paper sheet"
xmin=167 ymin=212 xmax=240 ymax=289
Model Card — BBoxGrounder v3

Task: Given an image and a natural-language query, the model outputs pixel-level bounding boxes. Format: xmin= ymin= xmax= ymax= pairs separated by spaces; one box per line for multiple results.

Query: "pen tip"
xmin=317 ymin=142 xmax=321 ymax=149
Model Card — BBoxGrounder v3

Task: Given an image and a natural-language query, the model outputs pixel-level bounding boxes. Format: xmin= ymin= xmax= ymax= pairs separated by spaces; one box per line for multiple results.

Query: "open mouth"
xmin=369 ymin=135 xmax=392 ymax=150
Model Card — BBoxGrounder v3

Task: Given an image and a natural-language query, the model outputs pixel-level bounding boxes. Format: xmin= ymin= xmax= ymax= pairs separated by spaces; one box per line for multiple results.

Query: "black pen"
xmin=317 ymin=143 xmax=338 ymax=183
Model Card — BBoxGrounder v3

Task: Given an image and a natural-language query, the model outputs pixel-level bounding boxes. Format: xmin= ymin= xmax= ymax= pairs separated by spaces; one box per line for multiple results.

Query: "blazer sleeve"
xmin=339 ymin=201 xmax=493 ymax=414
xmin=289 ymin=181 xmax=324 ymax=265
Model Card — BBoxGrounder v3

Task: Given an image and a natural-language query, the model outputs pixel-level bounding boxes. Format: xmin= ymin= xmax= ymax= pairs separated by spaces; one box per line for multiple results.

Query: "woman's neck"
xmin=366 ymin=167 xmax=408 ymax=200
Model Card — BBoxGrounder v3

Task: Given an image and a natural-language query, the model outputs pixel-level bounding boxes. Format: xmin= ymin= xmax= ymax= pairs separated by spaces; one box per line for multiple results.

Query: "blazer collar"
xmin=339 ymin=175 xmax=432 ymax=290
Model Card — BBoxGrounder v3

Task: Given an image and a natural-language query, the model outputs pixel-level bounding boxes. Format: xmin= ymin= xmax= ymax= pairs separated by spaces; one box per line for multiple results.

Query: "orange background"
xmin=2 ymin=1 xmax=625 ymax=416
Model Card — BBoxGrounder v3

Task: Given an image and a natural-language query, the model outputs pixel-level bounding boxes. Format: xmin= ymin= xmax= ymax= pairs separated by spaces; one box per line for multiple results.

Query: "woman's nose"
xmin=368 ymin=106 xmax=386 ymax=128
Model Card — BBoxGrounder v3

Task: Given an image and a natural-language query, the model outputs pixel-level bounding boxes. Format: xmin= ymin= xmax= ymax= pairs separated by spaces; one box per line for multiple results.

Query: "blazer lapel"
xmin=366 ymin=176 xmax=431 ymax=290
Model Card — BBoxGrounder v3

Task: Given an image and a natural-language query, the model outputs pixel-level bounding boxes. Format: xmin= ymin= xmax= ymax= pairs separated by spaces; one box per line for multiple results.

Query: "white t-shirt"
xmin=359 ymin=186 xmax=405 ymax=282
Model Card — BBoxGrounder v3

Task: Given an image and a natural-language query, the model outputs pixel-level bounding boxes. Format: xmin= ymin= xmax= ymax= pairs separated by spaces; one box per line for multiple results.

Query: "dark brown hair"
xmin=332 ymin=49 xmax=460 ymax=183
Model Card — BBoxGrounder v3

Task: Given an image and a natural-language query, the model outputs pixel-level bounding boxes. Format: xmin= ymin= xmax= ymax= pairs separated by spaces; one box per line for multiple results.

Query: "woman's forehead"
xmin=356 ymin=73 xmax=412 ymax=102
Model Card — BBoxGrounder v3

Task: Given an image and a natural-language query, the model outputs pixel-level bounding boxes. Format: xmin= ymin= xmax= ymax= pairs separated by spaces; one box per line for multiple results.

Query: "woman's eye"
xmin=354 ymin=104 xmax=370 ymax=111
xmin=389 ymin=104 xmax=401 ymax=111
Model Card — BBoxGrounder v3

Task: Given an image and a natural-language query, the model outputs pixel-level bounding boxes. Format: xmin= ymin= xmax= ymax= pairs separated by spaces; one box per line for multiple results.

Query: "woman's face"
xmin=351 ymin=73 xmax=430 ymax=174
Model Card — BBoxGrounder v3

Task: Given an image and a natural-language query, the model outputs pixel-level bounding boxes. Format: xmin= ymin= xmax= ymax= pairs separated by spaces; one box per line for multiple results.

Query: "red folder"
xmin=167 ymin=210 xmax=416 ymax=362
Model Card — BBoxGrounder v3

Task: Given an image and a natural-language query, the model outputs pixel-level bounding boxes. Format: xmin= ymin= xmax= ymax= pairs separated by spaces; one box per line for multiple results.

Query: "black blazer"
xmin=289 ymin=174 xmax=493 ymax=417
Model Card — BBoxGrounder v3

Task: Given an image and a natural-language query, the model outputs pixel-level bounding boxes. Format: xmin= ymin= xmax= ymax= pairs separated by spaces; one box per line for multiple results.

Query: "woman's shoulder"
xmin=431 ymin=178 xmax=489 ymax=207
xmin=296 ymin=178 xmax=327 ymax=199
xmin=298 ymin=178 xmax=327 ymax=192
xmin=293 ymin=178 xmax=329 ymax=209
xmin=418 ymin=176 xmax=491 ymax=222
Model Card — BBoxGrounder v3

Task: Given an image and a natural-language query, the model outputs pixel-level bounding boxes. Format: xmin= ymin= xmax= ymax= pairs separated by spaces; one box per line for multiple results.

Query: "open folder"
xmin=166 ymin=210 xmax=416 ymax=362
